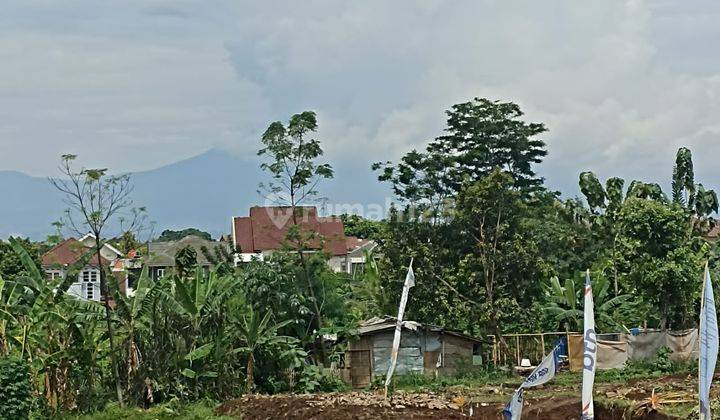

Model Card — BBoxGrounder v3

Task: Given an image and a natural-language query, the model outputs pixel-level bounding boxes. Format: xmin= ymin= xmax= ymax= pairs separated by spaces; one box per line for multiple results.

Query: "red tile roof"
xmin=233 ymin=206 xmax=347 ymax=256
xmin=41 ymin=238 xmax=110 ymax=267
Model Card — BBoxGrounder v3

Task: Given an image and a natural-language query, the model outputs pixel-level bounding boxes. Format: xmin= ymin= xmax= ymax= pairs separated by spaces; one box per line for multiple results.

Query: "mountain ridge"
xmin=0 ymin=149 xmax=391 ymax=240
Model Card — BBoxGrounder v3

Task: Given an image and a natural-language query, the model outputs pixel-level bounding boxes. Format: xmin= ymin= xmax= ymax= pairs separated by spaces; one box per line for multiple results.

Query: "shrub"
xmin=295 ymin=365 xmax=349 ymax=393
xmin=0 ymin=357 xmax=33 ymax=419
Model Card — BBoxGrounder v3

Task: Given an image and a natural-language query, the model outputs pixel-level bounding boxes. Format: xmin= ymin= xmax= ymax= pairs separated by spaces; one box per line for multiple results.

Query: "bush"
xmin=0 ymin=357 xmax=33 ymax=419
xmin=295 ymin=365 xmax=349 ymax=393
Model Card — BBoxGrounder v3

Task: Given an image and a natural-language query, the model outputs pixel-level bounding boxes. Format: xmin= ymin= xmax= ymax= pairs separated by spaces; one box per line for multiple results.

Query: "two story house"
xmin=231 ymin=206 xmax=374 ymax=274
xmin=41 ymin=234 xmax=128 ymax=301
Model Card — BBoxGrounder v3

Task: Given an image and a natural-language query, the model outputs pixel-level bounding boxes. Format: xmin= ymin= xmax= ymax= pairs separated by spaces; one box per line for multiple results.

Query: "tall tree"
xmin=374 ymin=98 xmax=548 ymax=217
xmin=614 ymin=198 xmax=701 ymax=328
xmin=258 ymin=111 xmax=333 ymax=207
xmin=257 ymin=111 xmax=333 ymax=364
xmin=49 ymin=154 xmax=145 ymax=407
xmin=579 ymin=171 xmax=606 ymax=213
xmin=451 ymin=169 xmax=546 ymax=340
xmin=672 ymin=147 xmax=695 ymax=206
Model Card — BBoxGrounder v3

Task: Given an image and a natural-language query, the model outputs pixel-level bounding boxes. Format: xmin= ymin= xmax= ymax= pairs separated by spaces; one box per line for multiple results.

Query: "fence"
xmin=489 ymin=332 xmax=569 ymax=367
xmin=489 ymin=329 xmax=699 ymax=368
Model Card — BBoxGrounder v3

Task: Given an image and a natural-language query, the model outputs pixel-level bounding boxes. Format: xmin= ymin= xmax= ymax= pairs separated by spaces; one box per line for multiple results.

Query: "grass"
xmin=58 ymin=400 xmax=233 ymax=420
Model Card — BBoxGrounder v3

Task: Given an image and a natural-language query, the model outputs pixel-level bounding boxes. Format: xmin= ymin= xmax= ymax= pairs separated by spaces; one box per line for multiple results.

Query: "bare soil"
xmin=216 ymin=393 xmax=676 ymax=419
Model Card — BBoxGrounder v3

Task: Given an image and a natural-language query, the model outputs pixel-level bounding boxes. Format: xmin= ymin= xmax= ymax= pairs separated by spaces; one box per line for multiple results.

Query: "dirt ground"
xmin=216 ymin=391 xmax=678 ymax=419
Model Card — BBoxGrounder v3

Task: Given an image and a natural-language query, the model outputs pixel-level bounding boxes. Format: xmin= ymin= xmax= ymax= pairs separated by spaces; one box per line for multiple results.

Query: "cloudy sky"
xmin=2 ymin=0 xmax=720 ymax=196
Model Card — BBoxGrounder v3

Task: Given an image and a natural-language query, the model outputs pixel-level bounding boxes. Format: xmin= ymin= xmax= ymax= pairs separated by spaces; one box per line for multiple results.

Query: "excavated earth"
xmin=216 ymin=392 xmax=677 ymax=419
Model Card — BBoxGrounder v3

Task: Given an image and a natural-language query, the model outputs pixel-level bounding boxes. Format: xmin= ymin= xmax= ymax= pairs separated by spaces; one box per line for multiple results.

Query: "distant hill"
xmin=0 ymin=149 xmax=392 ymax=240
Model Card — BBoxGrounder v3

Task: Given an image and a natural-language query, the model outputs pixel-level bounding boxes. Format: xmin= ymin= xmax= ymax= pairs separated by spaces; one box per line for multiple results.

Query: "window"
xmin=156 ymin=268 xmax=165 ymax=279
xmin=80 ymin=269 xmax=99 ymax=301
xmin=47 ymin=270 xmax=62 ymax=281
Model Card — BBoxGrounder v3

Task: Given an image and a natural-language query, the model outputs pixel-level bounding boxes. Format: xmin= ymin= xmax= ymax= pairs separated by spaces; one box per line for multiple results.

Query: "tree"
xmin=672 ymin=147 xmax=695 ymax=206
xmin=49 ymin=154 xmax=146 ymax=407
xmin=257 ymin=111 xmax=333 ymax=364
xmin=339 ymin=214 xmax=384 ymax=239
xmin=579 ymin=171 xmax=606 ymax=213
xmin=542 ymin=272 xmax=642 ymax=332
xmin=258 ymin=111 xmax=333 ymax=207
xmin=450 ymin=169 xmax=546 ymax=339
xmin=614 ymin=198 xmax=701 ymax=328
xmin=374 ymin=98 xmax=548 ymax=216
xmin=0 ymin=238 xmax=43 ymax=282
xmin=234 ymin=308 xmax=291 ymax=392
xmin=156 ymin=228 xmax=212 ymax=242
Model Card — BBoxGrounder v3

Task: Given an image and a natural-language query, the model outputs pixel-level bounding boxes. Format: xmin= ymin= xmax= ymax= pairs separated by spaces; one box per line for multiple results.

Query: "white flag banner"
xmin=699 ymin=264 xmax=718 ymax=420
xmin=503 ymin=345 xmax=560 ymax=419
xmin=521 ymin=345 xmax=560 ymax=389
xmin=384 ymin=259 xmax=415 ymax=389
xmin=503 ymin=388 xmax=524 ymax=420
xmin=582 ymin=270 xmax=597 ymax=420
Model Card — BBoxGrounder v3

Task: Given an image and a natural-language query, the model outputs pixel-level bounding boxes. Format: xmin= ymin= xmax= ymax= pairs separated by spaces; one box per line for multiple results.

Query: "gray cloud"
xmin=1 ymin=0 xmax=720 ymax=197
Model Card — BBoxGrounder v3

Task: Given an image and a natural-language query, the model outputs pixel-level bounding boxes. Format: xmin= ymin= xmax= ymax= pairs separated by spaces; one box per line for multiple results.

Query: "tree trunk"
xmin=291 ymin=206 xmax=327 ymax=366
xmin=95 ymin=240 xmax=124 ymax=408
xmin=246 ymin=354 xmax=254 ymax=393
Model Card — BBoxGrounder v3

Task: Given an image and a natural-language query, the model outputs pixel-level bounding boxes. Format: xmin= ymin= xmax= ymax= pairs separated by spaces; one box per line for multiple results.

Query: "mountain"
xmin=0 ymin=149 xmax=392 ymax=240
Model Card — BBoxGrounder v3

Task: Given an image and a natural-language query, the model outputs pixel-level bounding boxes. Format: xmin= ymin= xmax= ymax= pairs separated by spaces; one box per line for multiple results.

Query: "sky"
xmin=2 ymin=0 xmax=720 ymax=196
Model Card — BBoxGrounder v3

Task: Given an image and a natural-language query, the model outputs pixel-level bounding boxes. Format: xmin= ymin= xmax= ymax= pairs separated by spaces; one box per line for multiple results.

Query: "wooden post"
xmin=540 ymin=334 xmax=546 ymax=358
xmin=515 ymin=335 xmax=521 ymax=366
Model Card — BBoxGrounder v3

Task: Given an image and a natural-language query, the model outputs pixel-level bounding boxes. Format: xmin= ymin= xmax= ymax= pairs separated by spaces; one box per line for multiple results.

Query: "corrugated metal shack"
xmin=346 ymin=316 xmax=484 ymax=388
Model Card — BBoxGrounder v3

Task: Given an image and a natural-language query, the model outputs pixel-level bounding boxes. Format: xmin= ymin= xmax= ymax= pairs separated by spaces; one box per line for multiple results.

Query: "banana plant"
xmin=542 ymin=271 xmax=641 ymax=332
xmin=234 ymin=307 xmax=292 ymax=392
xmin=3 ymin=237 xmax=105 ymax=409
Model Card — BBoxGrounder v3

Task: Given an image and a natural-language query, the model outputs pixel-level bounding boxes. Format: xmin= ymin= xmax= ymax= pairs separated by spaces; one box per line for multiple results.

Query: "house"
xmin=231 ymin=206 xmax=374 ymax=273
xmin=344 ymin=236 xmax=377 ymax=277
xmin=41 ymin=234 xmax=128 ymax=302
xmin=146 ymin=235 xmax=232 ymax=280
xmin=345 ymin=316 xmax=485 ymax=388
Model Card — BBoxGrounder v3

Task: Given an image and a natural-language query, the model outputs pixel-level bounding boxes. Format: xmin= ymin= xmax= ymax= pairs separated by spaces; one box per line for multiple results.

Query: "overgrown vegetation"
xmin=0 ymin=357 xmax=33 ymax=419
xmin=1 ymin=98 xmax=718 ymax=416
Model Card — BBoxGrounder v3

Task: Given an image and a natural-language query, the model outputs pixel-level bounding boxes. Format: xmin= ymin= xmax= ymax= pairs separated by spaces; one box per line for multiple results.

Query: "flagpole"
xmin=581 ymin=268 xmax=597 ymax=420
xmin=384 ymin=258 xmax=414 ymax=398
xmin=700 ymin=262 xmax=707 ymax=420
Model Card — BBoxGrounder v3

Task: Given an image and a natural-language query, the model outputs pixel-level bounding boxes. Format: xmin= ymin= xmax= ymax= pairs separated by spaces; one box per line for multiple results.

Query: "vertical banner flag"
xmin=582 ymin=270 xmax=597 ymax=420
xmin=503 ymin=345 xmax=561 ymax=420
xmin=699 ymin=263 xmax=718 ymax=420
xmin=385 ymin=259 xmax=415 ymax=391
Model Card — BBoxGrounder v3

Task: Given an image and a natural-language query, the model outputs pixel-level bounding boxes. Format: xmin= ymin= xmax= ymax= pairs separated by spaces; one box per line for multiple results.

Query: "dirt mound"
xmin=216 ymin=393 xmax=471 ymax=419
xmin=521 ymin=398 xmax=675 ymax=420
xmin=216 ymin=393 xmax=678 ymax=419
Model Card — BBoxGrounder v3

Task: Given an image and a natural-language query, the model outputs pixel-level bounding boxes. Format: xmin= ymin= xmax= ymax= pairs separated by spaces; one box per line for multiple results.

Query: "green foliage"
xmin=294 ymin=365 xmax=349 ymax=393
xmin=339 ymin=214 xmax=384 ymax=239
xmin=258 ymin=110 xmax=333 ymax=205
xmin=374 ymin=98 xmax=548 ymax=218
xmin=672 ymin=147 xmax=695 ymax=206
xmin=174 ymin=246 xmax=198 ymax=279
xmin=615 ymin=198 xmax=701 ymax=328
xmin=541 ymin=272 xmax=644 ymax=332
xmin=64 ymin=399 xmax=233 ymax=420
xmin=156 ymin=229 xmax=212 ymax=242
xmin=0 ymin=238 xmax=44 ymax=282
xmin=579 ymin=171 xmax=606 ymax=211
xmin=0 ymin=357 xmax=32 ymax=419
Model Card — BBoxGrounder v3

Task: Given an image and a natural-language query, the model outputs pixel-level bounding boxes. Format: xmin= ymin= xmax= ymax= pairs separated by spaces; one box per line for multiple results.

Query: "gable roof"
xmin=42 ymin=238 xmax=110 ymax=267
xmin=146 ymin=235 xmax=231 ymax=267
xmin=356 ymin=316 xmax=486 ymax=343
xmin=232 ymin=206 xmax=347 ymax=256
xmin=79 ymin=233 xmax=124 ymax=258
